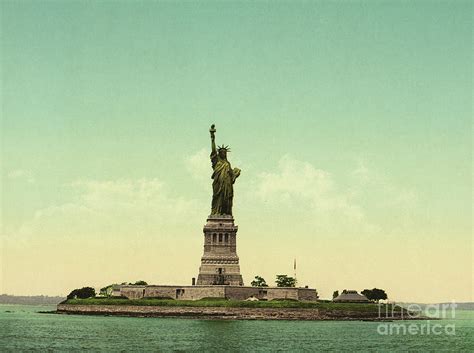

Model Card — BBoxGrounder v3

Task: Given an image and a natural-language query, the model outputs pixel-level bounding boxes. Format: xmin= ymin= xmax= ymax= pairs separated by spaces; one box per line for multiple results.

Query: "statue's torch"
xmin=210 ymin=124 xmax=216 ymax=139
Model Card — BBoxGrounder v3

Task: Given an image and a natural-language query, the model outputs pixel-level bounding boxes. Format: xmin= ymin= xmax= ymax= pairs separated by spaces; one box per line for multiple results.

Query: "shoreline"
xmin=56 ymin=304 xmax=422 ymax=321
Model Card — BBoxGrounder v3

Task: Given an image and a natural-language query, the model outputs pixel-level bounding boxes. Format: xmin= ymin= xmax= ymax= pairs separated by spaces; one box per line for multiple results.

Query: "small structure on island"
xmin=333 ymin=290 xmax=370 ymax=303
xmin=112 ymin=124 xmax=318 ymax=302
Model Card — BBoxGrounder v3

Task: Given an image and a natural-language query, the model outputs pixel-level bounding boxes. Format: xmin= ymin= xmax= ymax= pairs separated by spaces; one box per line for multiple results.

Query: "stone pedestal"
xmin=196 ymin=215 xmax=243 ymax=286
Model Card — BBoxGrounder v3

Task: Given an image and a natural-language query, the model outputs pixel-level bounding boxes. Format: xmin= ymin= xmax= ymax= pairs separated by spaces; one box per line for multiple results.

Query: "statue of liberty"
xmin=209 ymin=124 xmax=241 ymax=216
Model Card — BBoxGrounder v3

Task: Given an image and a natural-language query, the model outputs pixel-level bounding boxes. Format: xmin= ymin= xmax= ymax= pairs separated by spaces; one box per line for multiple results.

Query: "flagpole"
xmin=294 ymin=258 xmax=297 ymax=282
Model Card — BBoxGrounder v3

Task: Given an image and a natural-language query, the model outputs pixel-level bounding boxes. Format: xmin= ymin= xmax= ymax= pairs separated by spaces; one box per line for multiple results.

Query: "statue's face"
xmin=219 ymin=149 xmax=227 ymax=159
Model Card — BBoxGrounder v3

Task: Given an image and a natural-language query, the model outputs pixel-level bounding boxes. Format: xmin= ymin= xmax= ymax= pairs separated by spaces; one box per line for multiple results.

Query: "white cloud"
xmin=7 ymin=169 xmax=35 ymax=183
xmin=255 ymin=155 xmax=368 ymax=230
xmin=257 ymin=155 xmax=333 ymax=203
xmin=252 ymin=155 xmax=420 ymax=240
xmin=13 ymin=178 xmax=204 ymax=242
xmin=184 ymin=148 xmax=211 ymax=185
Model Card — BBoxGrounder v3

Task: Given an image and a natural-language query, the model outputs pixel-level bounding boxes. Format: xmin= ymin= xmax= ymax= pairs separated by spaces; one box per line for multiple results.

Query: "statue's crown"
xmin=218 ymin=145 xmax=231 ymax=152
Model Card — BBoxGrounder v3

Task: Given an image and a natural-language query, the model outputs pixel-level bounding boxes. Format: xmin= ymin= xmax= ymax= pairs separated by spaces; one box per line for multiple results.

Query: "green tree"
xmin=275 ymin=275 xmax=297 ymax=287
xmin=129 ymin=280 xmax=148 ymax=285
xmin=361 ymin=288 xmax=388 ymax=302
xmin=67 ymin=287 xmax=96 ymax=299
xmin=99 ymin=284 xmax=117 ymax=297
xmin=371 ymin=288 xmax=387 ymax=302
xmin=361 ymin=289 xmax=372 ymax=299
xmin=250 ymin=276 xmax=268 ymax=287
xmin=332 ymin=290 xmax=339 ymax=299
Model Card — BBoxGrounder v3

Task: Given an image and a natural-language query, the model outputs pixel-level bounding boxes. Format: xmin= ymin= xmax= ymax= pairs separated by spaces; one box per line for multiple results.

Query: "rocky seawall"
xmin=57 ymin=304 xmax=411 ymax=321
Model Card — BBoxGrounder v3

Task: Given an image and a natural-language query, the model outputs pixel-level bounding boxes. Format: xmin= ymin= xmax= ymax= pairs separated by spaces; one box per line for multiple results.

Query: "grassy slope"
xmin=63 ymin=298 xmax=398 ymax=312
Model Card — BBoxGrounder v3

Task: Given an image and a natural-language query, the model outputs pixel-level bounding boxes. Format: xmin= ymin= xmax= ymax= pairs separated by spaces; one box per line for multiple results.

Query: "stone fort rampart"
xmin=116 ymin=285 xmax=318 ymax=301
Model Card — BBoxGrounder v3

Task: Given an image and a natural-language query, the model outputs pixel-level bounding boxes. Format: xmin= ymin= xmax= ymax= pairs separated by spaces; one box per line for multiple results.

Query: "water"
xmin=1 ymin=304 xmax=472 ymax=351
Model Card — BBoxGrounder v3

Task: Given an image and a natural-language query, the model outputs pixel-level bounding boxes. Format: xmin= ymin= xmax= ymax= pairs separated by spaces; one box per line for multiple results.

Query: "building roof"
xmin=333 ymin=290 xmax=370 ymax=302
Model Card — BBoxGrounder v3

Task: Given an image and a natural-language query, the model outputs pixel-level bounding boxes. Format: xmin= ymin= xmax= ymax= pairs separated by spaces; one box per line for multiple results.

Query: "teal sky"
xmin=1 ymin=1 xmax=472 ymax=302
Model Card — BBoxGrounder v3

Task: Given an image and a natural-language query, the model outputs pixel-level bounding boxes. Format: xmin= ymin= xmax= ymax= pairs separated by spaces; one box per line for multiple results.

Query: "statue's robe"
xmin=210 ymin=151 xmax=236 ymax=215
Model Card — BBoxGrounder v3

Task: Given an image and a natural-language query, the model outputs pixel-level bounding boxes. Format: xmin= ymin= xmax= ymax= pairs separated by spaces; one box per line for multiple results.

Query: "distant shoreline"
xmin=0 ymin=294 xmax=65 ymax=305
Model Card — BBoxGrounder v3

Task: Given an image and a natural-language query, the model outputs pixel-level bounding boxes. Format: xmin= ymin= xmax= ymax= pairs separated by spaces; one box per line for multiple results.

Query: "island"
xmin=57 ymin=297 xmax=414 ymax=321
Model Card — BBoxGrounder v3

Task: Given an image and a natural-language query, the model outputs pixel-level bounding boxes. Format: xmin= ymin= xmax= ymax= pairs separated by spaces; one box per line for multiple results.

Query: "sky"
xmin=0 ymin=1 xmax=472 ymax=303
